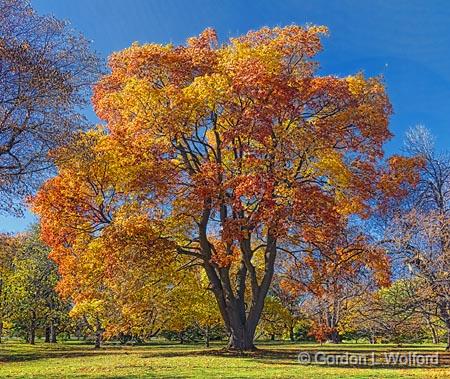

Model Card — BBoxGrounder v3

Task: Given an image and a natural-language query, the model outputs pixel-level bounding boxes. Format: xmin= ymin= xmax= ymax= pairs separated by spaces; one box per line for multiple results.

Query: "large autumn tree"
xmin=33 ymin=26 xmax=419 ymax=350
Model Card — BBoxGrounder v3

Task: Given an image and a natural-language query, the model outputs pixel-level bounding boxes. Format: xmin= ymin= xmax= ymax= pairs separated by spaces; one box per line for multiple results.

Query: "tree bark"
xmin=227 ymin=323 xmax=258 ymax=351
xmin=222 ymin=279 xmax=272 ymax=351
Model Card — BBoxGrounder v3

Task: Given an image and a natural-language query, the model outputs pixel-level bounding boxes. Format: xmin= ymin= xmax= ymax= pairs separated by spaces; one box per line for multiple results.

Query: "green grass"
xmin=1 ymin=340 xmax=450 ymax=378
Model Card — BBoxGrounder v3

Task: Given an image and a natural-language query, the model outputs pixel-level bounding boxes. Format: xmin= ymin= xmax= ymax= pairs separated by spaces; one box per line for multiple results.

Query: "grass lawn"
xmin=1 ymin=340 xmax=450 ymax=378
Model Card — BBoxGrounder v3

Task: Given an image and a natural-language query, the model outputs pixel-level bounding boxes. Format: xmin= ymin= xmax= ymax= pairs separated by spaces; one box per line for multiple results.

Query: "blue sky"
xmin=1 ymin=0 xmax=449 ymax=232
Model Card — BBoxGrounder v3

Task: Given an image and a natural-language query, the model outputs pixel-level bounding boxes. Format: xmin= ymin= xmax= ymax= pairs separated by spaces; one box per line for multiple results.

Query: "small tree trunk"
xmin=446 ymin=328 xmax=450 ymax=351
xmin=179 ymin=331 xmax=184 ymax=344
xmin=204 ymin=326 xmax=210 ymax=348
xmin=44 ymin=327 xmax=50 ymax=343
xmin=431 ymin=324 xmax=438 ymax=344
xmin=424 ymin=317 xmax=438 ymax=344
xmin=94 ymin=330 xmax=102 ymax=349
xmin=94 ymin=317 xmax=102 ymax=349
xmin=50 ymin=321 xmax=57 ymax=343
xmin=29 ymin=327 xmax=36 ymax=345
xmin=438 ymin=305 xmax=450 ymax=350
xmin=29 ymin=311 xmax=36 ymax=345
xmin=329 ymin=329 xmax=341 ymax=344
xmin=0 ymin=320 xmax=3 ymax=343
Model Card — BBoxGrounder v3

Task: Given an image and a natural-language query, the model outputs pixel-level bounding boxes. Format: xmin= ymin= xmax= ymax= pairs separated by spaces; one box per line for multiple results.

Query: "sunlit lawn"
xmin=1 ymin=340 xmax=450 ymax=378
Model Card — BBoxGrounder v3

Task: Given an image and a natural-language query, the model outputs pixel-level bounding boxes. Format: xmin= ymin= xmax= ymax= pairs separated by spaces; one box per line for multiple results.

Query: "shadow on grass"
xmin=2 ymin=343 xmax=450 ymax=370
xmin=141 ymin=347 xmax=450 ymax=369
xmin=0 ymin=343 xmax=135 ymax=363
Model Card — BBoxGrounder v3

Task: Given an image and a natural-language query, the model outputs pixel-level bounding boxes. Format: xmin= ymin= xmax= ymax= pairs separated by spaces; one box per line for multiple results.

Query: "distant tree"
xmin=0 ymin=234 xmax=14 ymax=343
xmin=259 ymin=296 xmax=293 ymax=341
xmin=3 ymin=227 xmax=69 ymax=344
xmin=388 ymin=125 xmax=450 ymax=349
xmin=163 ymin=269 xmax=223 ymax=347
xmin=308 ymin=321 xmax=334 ymax=345
xmin=69 ymin=299 xmax=108 ymax=349
xmin=280 ymin=220 xmax=390 ymax=344
xmin=0 ymin=0 xmax=100 ymax=213
xmin=260 ymin=282 xmax=304 ymax=341
xmin=345 ymin=280 xmax=427 ymax=345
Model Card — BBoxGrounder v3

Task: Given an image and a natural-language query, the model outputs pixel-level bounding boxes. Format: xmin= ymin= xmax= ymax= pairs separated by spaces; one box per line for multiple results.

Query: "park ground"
xmin=1 ymin=341 xmax=450 ymax=378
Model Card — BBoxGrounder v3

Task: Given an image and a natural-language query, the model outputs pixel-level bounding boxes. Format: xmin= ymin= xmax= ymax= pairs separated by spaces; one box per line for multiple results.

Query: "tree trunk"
xmin=179 ymin=331 xmax=184 ymax=344
xmin=29 ymin=327 xmax=36 ymax=345
xmin=29 ymin=311 xmax=36 ymax=345
xmin=329 ymin=329 xmax=341 ymax=344
xmin=92 ymin=316 xmax=103 ymax=349
xmin=207 ymin=239 xmax=276 ymax=351
xmin=424 ymin=316 xmax=439 ymax=344
xmin=438 ymin=305 xmax=450 ymax=350
xmin=227 ymin=324 xmax=257 ymax=351
xmin=0 ymin=320 xmax=3 ymax=343
xmin=430 ymin=323 xmax=438 ymax=344
xmin=446 ymin=327 xmax=450 ymax=351
xmin=50 ymin=320 xmax=57 ymax=343
xmin=195 ymin=209 xmax=277 ymax=352
xmin=94 ymin=330 xmax=102 ymax=349
xmin=204 ymin=326 xmax=210 ymax=348
xmin=45 ymin=327 xmax=50 ymax=343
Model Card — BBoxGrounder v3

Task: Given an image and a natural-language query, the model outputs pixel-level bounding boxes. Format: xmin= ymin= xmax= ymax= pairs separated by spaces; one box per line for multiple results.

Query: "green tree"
xmin=343 ymin=280 xmax=427 ymax=345
xmin=0 ymin=234 xmax=14 ymax=343
xmin=4 ymin=227 xmax=69 ymax=344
